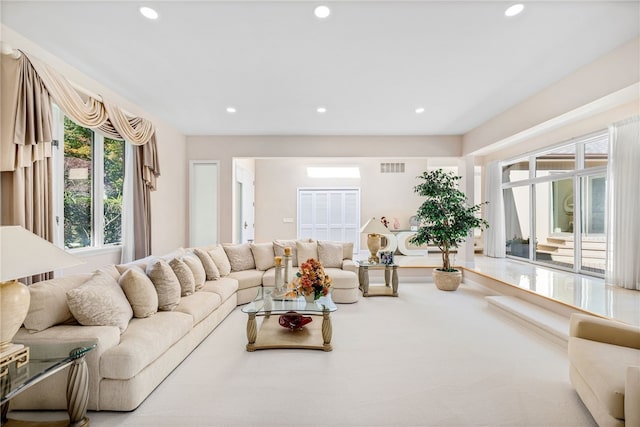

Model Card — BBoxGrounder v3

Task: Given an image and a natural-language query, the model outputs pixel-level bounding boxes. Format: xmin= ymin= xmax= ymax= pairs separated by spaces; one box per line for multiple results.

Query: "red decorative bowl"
xmin=278 ymin=311 xmax=313 ymax=330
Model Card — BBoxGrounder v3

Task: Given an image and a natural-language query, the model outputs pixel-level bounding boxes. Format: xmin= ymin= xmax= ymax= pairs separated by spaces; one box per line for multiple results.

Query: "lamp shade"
xmin=360 ymin=217 xmax=389 ymax=235
xmin=0 ymin=226 xmax=83 ymax=281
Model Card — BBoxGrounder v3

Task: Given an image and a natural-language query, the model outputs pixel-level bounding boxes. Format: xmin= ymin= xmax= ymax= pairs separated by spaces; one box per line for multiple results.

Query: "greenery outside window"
xmin=62 ymin=116 xmax=124 ymax=250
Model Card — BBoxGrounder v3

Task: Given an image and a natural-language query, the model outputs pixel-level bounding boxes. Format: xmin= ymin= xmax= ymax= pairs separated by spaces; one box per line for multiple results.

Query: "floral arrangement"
xmin=286 ymin=258 xmax=332 ymax=300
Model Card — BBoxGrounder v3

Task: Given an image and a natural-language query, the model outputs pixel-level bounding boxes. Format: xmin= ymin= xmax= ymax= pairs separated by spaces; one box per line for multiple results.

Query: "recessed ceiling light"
xmin=226 ymin=107 xmax=237 ymax=114
xmin=139 ymin=6 xmax=159 ymax=20
xmin=415 ymin=107 xmax=425 ymax=114
xmin=314 ymin=5 xmax=331 ymax=19
xmin=504 ymin=4 xmax=524 ymax=17
xmin=317 ymin=106 xmax=327 ymax=114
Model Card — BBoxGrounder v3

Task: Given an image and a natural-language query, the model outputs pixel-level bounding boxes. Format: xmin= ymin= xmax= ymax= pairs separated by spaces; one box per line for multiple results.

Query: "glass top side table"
xmin=1 ymin=341 xmax=96 ymax=427
xmin=355 ymin=260 xmax=399 ymax=297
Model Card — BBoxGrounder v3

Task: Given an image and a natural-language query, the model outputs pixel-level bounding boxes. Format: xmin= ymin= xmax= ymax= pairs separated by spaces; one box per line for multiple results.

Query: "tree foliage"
xmin=410 ymin=169 xmax=489 ymax=271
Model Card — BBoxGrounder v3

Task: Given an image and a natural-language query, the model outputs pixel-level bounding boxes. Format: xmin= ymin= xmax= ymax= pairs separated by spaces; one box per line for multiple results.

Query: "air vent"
xmin=380 ymin=162 xmax=405 ymax=173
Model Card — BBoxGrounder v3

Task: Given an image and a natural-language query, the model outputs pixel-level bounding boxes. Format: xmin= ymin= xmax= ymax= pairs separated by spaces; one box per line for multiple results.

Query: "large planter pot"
xmin=432 ymin=269 xmax=462 ymax=291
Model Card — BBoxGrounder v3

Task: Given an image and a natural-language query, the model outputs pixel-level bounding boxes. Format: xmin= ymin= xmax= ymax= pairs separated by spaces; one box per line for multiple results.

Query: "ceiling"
xmin=2 ymin=1 xmax=639 ymax=136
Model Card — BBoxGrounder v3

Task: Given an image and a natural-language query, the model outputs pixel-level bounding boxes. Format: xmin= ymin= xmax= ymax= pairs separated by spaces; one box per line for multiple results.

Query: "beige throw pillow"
xmin=194 ymin=248 xmax=220 ymax=280
xmin=318 ymin=241 xmax=345 ymax=268
xmin=119 ymin=268 xmax=158 ymax=318
xmin=296 ymin=240 xmax=318 ymax=266
xmin=146 ymin=259 xmax=181 ymax=311
xmin=66 ymin=270 xmax=133 ymax=333
xmin=24 ymin=274 xmax=89 ymax=332
xmin=250 ymin=242 xmax=275 ymax=271
xmin=183 ymin=254 xmax=206 ymax=290
xmin=208 ymin=245 xmax=232 ymax=276
xmin=169 ymin=257 xmax=196 ymax=296
xmin=223 ymin=243 xmax=256 ymax=271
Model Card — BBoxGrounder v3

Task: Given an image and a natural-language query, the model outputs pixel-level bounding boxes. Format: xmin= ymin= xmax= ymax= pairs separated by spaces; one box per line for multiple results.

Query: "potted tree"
xmin=410 ymin=169 xmax=489 ymax=291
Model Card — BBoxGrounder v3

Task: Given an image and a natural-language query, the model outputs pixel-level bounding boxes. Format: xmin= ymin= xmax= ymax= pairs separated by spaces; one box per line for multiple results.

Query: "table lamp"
xmin=0 ymin=226 xmax=83 ymax=355
xmin=360 ymin=217 xmax=389 ymax=263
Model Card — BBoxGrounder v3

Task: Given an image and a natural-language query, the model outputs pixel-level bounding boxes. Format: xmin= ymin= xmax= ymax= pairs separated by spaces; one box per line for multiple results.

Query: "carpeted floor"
xmin=12 ymin=281 xmax=596 ymax=426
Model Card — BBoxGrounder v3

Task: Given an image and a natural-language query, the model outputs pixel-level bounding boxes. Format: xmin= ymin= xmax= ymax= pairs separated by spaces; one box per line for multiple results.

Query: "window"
xmin=61 ymin=116 xmax=125 ymax=250
xmin=501 ymin=131 xmax=608 ymax=276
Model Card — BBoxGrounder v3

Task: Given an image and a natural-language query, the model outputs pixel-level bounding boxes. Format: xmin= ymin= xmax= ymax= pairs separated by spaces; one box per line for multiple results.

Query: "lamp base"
xmin=0 ymin=280 xmax=30 ymax=352
xmin=367 ymin=233 xmax=382 ymax=264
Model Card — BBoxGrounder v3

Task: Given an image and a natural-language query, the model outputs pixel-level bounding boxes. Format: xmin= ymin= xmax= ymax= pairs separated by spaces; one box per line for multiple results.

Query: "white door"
xmin=236 ymin=165 xmax=255 ymax=243
xmin=189 ymin=161 xmax=219 ymax=247
xmin=297 ymin=188 xmax=360 ymax=251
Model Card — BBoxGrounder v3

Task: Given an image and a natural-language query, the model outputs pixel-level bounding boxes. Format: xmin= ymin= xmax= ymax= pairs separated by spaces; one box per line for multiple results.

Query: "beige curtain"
xmin=134 ymin=136 xmax=160 ymax=259
xmin=1 ymin=50 xmax=160 ymax=260
xmin=1 ymin=54 xmax=55 ymax=282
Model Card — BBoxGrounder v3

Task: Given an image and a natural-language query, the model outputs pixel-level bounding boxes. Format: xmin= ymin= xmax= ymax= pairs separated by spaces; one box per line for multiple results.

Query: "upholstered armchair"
xmin=568 ymin=313 xmax=640 ymax=427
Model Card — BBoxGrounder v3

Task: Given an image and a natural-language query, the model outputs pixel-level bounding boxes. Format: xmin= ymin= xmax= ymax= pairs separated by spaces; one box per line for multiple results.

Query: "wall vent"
xmin=380 ymin=162 xmax=405 ymax=173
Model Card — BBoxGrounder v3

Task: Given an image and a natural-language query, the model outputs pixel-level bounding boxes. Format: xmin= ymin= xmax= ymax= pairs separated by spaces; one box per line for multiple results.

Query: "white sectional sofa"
xmin=12 ymin=239 xmax=358 ymax=412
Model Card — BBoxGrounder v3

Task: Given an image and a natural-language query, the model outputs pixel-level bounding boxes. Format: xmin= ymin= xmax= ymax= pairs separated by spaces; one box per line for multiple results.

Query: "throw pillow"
xmin=223 ymin=243 xmax=256 ymax=271
xmin=169 ymin=257 xmax=196 ymax=296
xmin=250 ymin=242 xmax=275 ymax=271
xmin=182 ymin=253 xmax=206 ymax=290
xmin=318 ymin=241 xmax=344 ymax=268
xmin=274 ymin=239 xmax=299 ymax=267
xmin=296 ymin=240 xmax=318 ymax=266
xmin=208 ymin=245 xmax=232 ymax=276
xmin=66 ymin=270 xmax=133 ymax=333
xmin=342 ymin=242 xmax=354 ymax=260
xmin=23 ymin=274 xmax=89 ymax=332
xmin=119 ymin=267 xmax=158 ymax=318
xmin=146 ymin=258 xmax=181 ymax=311
xmin=194 ymin=248 xmax=221 ymax=280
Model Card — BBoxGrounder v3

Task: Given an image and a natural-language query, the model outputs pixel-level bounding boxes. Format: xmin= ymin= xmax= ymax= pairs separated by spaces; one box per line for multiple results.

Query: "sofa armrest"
xmin=569 ymin=313 xmax=640 ymax=349
xmin=627 ymin=366 xmax=640 ymax=426
xmin=342 ymin=259 xmax=356 ymax=273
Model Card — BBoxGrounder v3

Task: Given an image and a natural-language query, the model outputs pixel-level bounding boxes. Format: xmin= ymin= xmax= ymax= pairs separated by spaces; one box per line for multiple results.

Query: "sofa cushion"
xmin=318 ymin=241 xmax=344 ymax=268
xmin=261 ymin=268 xmax=276 ymax=287
xmin=67 ymin=270 xmax=133 ymax=333
xmin=146 ymin=259 xmax=181 ymax=311
xmin=325 ymin=268 xmax=358 ymax=290
xmin=296 ymin=240 xmax=318 ymax=266
xmin=23 ymin=274 xmax=89 ymax=333
xmin=100 ymin=311 xmax=193 ymax=380
xmin=174 ymin=292 xmax=222 ymax=325
xmin=182 ymin=253 xmax=206 ymax=290
xmin=119 ymin=268 xmax=158 ymax=318
xmin=224 ymin=243 xmax=256 ymax=271
xmin=169 ymin=257 xmax=196 ymax=296
xmin=274 ymin=239 xmax=300 ymax=267
xmin=200 ymin=277 xmax=239 ymax=303
xmin=194 ymin=248 xmax=220 ymax=280
xmin=208 ymin=245 xmax=232 ymax=276
xmin=250 ymin=242 xmax=275 ymax=271
xmin=98 ymin=265 xmax=122 ymax=281
xmin=228 ymin=270 xmax=263 ymax=290
xmin=115 ymin=255 xmax=155 ymax=275
xmin=569 ymin=337 xmax=638 ymax=420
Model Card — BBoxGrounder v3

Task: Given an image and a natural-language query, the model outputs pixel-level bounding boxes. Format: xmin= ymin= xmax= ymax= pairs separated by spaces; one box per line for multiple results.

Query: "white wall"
xmin=187 ymin=135 xmax=462 ymax=243
xmin=1 ymin=26 xmax=188 ymax=272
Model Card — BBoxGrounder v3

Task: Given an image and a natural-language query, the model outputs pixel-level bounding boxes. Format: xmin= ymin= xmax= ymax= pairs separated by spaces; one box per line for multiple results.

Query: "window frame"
xmin=52 ymin=105 xmax=124 ymax=253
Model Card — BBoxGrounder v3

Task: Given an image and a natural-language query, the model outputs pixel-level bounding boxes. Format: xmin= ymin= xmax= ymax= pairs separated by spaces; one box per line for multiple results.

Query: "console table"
xmin=356 ymin=260 xmax=399 ymax=297
xmin=1 ymin=341 xmax=96 ymax=427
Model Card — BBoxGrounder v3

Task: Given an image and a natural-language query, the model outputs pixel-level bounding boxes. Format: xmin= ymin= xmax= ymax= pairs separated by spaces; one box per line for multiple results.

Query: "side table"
xmin=1 ymin=341 xmax=96 ymax=427
xmin=356 ymin=261 xmax=399 ymax=297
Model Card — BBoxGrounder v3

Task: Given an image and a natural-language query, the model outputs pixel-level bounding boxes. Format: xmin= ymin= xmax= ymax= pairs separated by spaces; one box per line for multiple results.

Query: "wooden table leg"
xmin=322 ymin=309 xmax=333 ymax=351
xmin=67 ymin=349 xmax=90 ymax=427
xmin=392 ymin=266 xmax=399 ymax=296
xmin=246 ymin=312 xmax=257 ymax=351
xmin=362 ymin=266 xmax=369 ymax=296
xmin=384 ymin=266 xmax=390 ymax=286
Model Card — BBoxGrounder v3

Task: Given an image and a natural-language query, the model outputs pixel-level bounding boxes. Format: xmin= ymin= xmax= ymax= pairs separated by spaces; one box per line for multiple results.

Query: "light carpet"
xmin=11 ymin=281 xmax=596 ymax=427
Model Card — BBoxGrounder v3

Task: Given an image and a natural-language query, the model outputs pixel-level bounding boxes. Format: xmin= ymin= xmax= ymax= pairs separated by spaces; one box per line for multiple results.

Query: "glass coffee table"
xmin=1 ymin=341 xmax=96 ymax=427
xmin=356 ymin=260 xmax=399 ymax=297
xmin=241 ymin=288 xmax=337 ymax=352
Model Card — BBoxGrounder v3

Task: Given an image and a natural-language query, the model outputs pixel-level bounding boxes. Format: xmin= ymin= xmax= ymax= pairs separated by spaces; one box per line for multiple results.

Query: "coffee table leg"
xmin=362 ymin=266 xmax=369 ymax=296
xmin=322 ymin=309 xmax=333 ymax=351
xmin=385 ymin=266 xmax=390 ymax=286
xmin=67 ymin=349 xmax=90 ymax=427
xmin=392 ymin=266 xmax=399 ymax=296
xmin=246 ymin=312 xmax=257 ymax=351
